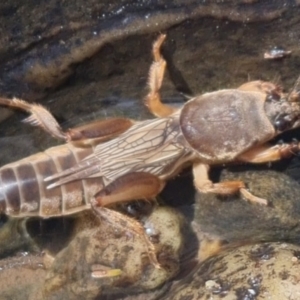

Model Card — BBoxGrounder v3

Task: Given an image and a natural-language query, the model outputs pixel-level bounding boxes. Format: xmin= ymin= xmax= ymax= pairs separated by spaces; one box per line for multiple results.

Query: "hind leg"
xmin=144 ymin=34 xmax=178 ymax=118
xmin=0 ymin=97 xmax=134 ymax=145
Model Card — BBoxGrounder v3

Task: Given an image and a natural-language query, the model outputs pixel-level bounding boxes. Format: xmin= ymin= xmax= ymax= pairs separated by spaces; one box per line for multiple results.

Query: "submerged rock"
xmin=162 ymin=242 xmax=300 ymax=300
xmin=41 ymin=206 xmax=186 ymax=299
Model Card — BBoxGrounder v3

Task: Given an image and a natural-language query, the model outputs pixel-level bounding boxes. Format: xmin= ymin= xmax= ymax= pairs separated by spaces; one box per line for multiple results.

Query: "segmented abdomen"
xmin=0 ymin=143 xmax=101 ymax=218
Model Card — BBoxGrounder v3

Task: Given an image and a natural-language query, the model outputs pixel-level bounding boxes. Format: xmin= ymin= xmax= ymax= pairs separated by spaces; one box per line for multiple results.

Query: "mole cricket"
xmin=1 ymin=34 xmax=300 ymax=268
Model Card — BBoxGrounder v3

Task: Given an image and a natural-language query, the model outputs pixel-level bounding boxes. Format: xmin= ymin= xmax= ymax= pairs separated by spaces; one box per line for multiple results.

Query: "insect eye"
xmin=274 ymin=114 xmax=293 ymax=132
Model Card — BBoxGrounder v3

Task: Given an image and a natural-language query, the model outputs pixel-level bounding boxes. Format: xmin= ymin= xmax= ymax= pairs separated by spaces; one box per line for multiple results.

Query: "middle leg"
xmin=192 ymin=162 xmax=268 ymax=205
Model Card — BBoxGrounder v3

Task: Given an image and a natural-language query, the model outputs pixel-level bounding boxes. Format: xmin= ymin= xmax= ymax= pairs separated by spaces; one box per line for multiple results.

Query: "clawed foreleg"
xmin=237 ymin=141 xmax=300 ymax=163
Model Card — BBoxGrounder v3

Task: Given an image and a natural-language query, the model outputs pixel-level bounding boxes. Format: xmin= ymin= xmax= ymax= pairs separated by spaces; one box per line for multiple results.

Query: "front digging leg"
xmin=236 ymin=142 xmax=299 ymax=163
xmin=192 ymin=162 xmax=268 ymax=205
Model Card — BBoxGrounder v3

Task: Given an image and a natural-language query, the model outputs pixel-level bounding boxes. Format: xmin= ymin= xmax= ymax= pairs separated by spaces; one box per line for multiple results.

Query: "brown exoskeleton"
xmin=1 ymin=35 xmax=300 ymax=266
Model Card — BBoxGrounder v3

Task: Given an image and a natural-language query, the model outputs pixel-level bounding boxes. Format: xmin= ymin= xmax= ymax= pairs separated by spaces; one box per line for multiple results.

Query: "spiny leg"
xmin=0 ymin=97 xmax=66 ymax=140
xmin=144 ymin=34 xmax=177 ymax=118
xmin=92 ymin=172 xmax=165 ymax=267
xmin=192 ymin=162 xmax=268 ymax=205
xmin=92 ymin=206 xmax=161 ymax=269
xmin=0 ymin=97 xmax=133 ymax=144
xmin=93 ymin=173 xmax=164 ymax=269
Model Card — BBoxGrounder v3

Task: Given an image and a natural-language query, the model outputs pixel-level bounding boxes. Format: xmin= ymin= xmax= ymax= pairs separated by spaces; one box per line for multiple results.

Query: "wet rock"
xmin=0 ymin=216 xmax=36 ymax=257
xmin=163 ymin=242 xmax=300 ymax=300
xmin=0 ymin=252 xmax=46 ymax=300
xmin=40 ymin=206 xmax=186 ymax=300
xmin=0 ymin=0 xmax=293 ymax=104
xmin=0 ymin=206 xmax=187 ymax=299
